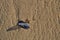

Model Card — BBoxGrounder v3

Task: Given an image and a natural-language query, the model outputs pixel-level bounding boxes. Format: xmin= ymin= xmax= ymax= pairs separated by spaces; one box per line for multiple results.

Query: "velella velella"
xmin=17 ymin=20 xmax=29 ymax=29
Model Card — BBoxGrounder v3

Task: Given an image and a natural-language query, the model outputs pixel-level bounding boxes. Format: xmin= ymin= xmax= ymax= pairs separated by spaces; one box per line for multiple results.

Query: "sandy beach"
xmin=0 ymin=0 xmax=60 ymax=40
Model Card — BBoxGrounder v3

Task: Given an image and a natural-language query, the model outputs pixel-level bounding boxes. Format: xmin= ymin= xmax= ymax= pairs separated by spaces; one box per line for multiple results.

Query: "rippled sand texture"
xmin=0 ymin=0 xmax=60 ymax=40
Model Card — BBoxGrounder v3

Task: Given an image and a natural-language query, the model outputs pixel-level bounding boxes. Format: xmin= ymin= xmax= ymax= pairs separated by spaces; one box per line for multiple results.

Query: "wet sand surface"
xmin=0 ymin=0 xmax=60 ymax=40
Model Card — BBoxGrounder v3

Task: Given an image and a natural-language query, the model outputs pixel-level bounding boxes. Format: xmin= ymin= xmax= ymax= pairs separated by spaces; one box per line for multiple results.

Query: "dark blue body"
xmin=17 ymin=21 xmax=29 ymax=29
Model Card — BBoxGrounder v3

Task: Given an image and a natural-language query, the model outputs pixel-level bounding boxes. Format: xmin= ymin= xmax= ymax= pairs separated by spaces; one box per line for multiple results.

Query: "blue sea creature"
xmin=7 ymin=20 xmax=30 ymax=31
xmin=17 ymin=21 xmax=29 ymax=29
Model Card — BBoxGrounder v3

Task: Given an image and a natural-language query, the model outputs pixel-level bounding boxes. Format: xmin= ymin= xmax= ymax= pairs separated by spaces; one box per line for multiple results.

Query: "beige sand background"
xmin=0 ymin=0 xmax=60 ymax=40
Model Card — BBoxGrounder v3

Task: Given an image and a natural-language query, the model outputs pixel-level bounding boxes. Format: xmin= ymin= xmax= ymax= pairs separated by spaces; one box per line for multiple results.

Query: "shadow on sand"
xmin=7 ymin=25 xmax=21 ymax=31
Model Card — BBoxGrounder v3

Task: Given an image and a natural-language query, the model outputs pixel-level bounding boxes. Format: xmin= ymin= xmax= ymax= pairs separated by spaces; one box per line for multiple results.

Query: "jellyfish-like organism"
xmin=17 ymin=21 xmax=29 ymax=29
xmin=7 ymin=20 xmax=30 ymax=31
